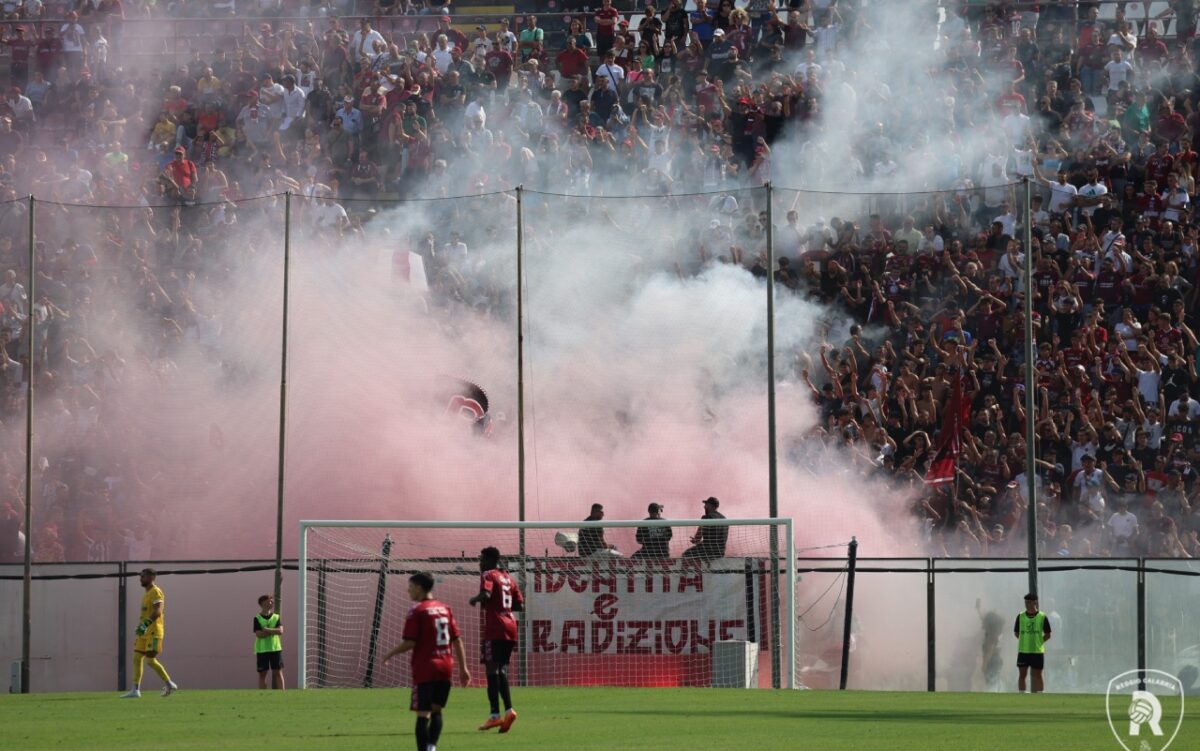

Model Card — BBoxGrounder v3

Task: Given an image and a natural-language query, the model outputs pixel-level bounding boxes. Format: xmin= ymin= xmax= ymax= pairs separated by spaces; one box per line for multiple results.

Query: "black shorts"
xmin=1016 ymin=652 xmax=1045 ymax=670
xmin=256 ymin=651 xmax=284 ymax=672
xmin=481 ymin=639 xmax=517 ymax=667
xmin=411 ymin=680 xmax=452 ymax=712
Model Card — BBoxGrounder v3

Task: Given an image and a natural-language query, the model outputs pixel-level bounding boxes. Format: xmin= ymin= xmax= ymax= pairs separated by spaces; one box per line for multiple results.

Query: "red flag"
xmin=924 ymin=373 xmax=969 ymax=486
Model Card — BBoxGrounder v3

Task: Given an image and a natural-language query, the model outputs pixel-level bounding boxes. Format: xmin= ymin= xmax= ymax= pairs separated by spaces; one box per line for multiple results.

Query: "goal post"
xmin=299 ymin=519 xmax=796 ymax=690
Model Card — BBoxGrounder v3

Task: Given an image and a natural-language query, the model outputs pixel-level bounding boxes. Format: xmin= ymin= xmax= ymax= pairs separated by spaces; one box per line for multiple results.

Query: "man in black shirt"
xmin=577 ymin=503 xmax=614 ymax=558
xmin=633 ymin=503 xmax=673 ymax=559
xmin=682 ymin=497 xmax=727 ymax=560
xmin=562 ymin=76 xmax=588 ymax=119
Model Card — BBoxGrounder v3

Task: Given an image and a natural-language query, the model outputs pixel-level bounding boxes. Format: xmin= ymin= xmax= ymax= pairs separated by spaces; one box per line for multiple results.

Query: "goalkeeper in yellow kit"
xmin=121 ymin=568 xmax=178 ymax=698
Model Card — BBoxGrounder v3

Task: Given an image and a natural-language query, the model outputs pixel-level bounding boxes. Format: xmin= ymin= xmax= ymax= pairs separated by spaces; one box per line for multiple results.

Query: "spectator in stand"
xmin=517 ymin=15 xmax=543 ymax=65
xmin=556 ymin=35 xmax=590 ymax=85
xmin=2 ymin=25 xmax=35 ymax=85
xmin=438 ymin=14 xmax=470 ymax=54
xmin=595 ymin=0 xmax=621 ymax=57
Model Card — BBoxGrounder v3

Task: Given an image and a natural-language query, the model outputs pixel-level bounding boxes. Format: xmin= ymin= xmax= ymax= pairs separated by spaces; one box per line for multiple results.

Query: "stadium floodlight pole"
xmin=516 ymin=185 xmax=526 ymax=531
xmin=275 ymin=191 xmax=292 ymax=615
xmin=1022 ymin=178 xmax=1039 ymax=597
xmin=20 ymin=194 xmax=34 ymax=694
xmin=515 ymin=185 xmax=529 ymax=688
xmin=764 ymin=182 xmax=782 ymax=689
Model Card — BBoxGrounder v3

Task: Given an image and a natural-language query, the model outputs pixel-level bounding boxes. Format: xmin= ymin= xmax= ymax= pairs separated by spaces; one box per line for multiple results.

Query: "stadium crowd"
xmin=1 ymin=0 xmax=1200 ymax=562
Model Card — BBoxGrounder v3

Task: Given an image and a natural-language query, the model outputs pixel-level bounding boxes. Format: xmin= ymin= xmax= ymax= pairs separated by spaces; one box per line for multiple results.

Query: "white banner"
xmin=527 ymin=558 xmax=752 ymax=656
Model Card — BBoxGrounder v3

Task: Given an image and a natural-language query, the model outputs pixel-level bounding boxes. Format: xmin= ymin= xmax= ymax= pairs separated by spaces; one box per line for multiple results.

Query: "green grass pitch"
xmin=2 ymin=687 xmax=1192 ymax=750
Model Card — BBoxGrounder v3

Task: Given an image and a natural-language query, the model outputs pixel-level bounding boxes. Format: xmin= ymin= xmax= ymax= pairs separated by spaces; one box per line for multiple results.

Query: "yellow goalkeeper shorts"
xmin=134 ymin=634 xmax=164 ymax=654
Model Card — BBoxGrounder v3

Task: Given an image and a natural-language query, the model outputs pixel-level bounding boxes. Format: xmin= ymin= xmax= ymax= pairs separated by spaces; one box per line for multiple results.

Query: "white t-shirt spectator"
xmin=1108 ymin=509 xmax=1138 ymax=541
xmin=596 ymin=62 xmax=625 ymax=88
xmin=280 ymin=88 xmax=306 ymax=129
xmin=1104 ymin=59 xmax=1134 ymax=91
xmin=496 ymin=29 xmax=518 ymax=53
xmin=1164 ymin=186 xmax=1190 ymax=223
xmin=351 ymin=28 xmax=387 ymax=60
xmin=814 ymin=23 xmax=840 ymax=58
xmin=794 ymin=60 xmax=822 ymax=80
xmin=60 ymin=23 xmax=85 ymax=53
xmin=1133 ymin=361 xmax=1164 ymax=406
xmin=1078 ymin=180 xmax=1107 ymax=217
xmin=1073 ymin=467 xmax=1107 ymax=513
xmin=1169 ymin=396 xmax=1200 ymax=420
xmin=432 ymin=47 xmax=454 ymax=75
xmin=1047 ymin=180 xmax=1078 ymax=214
xmin=1002 ymin=112 xmax=1031 ymax=145
xmin=1115 ymin=320 xmax=1142 ymax=351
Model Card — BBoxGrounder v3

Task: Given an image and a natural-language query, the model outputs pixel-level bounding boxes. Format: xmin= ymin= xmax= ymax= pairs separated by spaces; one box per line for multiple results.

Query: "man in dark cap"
xmin=633 ymin=502 xmax=672 ymax=559
xmin=682 ymin=497 xmax=727 ymax=560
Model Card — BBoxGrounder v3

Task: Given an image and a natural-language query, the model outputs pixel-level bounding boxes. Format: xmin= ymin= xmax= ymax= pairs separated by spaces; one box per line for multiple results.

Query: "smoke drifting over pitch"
xmin=30 ymin=4 xmax=1015 ymax=564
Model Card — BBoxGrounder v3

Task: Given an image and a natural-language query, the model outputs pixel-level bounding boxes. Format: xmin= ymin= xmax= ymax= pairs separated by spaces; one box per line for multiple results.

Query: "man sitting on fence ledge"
xmin=682 ymin=497 xmax=727 ymax=561
xmin=633 ymin=502 xmax=672 ymax=559
xmin=578 ymin=503 xmax=618 ymax=558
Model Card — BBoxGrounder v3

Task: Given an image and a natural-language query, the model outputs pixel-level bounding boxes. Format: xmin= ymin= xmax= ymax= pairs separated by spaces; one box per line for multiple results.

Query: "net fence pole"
xmin=838 ymin=536 xmax=858 ymax=690
xmin=926 ymin=558 xmax=936 ymax=692
xmin=1022 ymin=177 xmax=1039 ymax=597
xmin=275 ymin=192 xmax=292 ymax=615
xmin=363 ymin=534 xmax=393 ymax=688
xmin=117 ymin=561 xmax=127 ymax=690
xmin=20 ymin=194 xmax=34 ymax=694
xmin=298 ymin=522 xmax=308 ymax=689
xmin=516 ymin=186 xmax=529 ymax=687
xmin=785 ymin=519 xmax=795 ymax=688
xmin=765 ymin=183 xmax=782 ymax=689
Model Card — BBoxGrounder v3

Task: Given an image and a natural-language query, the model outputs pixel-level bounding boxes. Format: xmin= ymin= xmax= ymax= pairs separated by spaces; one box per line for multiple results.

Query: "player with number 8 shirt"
xmin=383 ymin=572 xmax=470 ymax=751
xmin=469 ymin=546 xmax=524 ymax=733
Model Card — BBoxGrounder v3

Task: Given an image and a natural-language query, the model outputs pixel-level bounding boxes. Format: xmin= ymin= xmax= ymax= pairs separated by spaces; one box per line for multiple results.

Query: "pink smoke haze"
xmin=66 ymin=193 xmax=921 ymax=563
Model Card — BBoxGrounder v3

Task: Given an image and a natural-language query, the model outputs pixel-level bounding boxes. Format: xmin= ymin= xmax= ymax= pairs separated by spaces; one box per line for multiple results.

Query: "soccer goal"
xmin=299 ymin=519 xmax=796 ymax=690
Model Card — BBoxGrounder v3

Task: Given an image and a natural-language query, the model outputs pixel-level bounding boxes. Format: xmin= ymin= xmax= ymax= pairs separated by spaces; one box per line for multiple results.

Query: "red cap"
xmin=1172 ymin=432 xmax=1185 ymax=442
xmin=174 ymin=146 xmax=186 ymax=154
xmin=242 ymin=90 xmax=259 ymax=98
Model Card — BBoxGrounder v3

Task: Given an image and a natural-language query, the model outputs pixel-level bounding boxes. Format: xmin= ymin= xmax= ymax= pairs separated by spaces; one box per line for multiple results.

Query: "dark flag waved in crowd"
xmin=924 ymin=373 xmax=969 ymax=486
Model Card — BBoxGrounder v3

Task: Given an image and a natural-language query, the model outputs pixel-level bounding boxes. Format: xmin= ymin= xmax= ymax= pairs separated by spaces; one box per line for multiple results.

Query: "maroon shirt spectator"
xmin=556 ymin=37 xmax=590 ymax=81
xmin=595 ymin=0 xmax=621 ymax=56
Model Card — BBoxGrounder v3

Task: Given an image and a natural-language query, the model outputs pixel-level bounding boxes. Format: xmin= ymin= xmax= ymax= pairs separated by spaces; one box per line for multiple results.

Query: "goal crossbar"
xmin=299 ymin=518 xmax=796 ymax=690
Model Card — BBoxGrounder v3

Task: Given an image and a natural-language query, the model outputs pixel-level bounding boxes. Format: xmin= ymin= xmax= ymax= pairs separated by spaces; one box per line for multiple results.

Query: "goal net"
xmin=299 ymin=519 xmax=796 ymax=690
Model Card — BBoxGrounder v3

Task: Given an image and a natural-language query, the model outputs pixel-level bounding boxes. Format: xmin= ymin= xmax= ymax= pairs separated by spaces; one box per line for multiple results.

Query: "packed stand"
xmin=786 ymin=2 xmax=1200 ymax=559
xmin=0 ymin=0 xmax=1199 ymax=561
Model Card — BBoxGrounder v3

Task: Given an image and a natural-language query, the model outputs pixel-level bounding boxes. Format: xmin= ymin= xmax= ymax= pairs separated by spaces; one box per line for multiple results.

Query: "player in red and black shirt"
xmin=383 ymin=572 xmax=470 ymax=751
xmin=469 ymin=546 xmax=523 ymax=733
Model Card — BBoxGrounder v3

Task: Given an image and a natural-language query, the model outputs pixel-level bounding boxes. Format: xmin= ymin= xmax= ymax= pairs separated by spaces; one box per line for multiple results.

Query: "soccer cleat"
xmin=120 ymin=689 xmax=141 ymax=699
xmin=478 ymin=715 xmax=504 ymax=731
xmin=161 ymin=681 xmax=178 ymax=697
xmin=499 ymin=709 xmax=518 ymax=733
